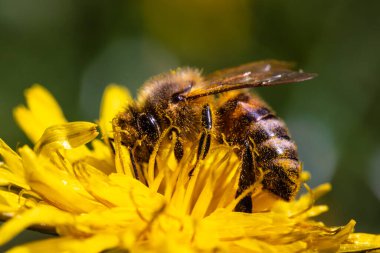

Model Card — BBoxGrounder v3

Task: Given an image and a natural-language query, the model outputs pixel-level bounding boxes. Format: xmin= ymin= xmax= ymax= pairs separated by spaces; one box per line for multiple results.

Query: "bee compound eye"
xmin=137 ymin=113 xmax=161 ymax=140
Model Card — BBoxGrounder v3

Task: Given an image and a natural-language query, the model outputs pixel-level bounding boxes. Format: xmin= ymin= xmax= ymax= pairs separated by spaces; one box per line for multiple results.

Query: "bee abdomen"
xmin=261 ymin=157 xmax=300 ymax=200
xmin=250 ymin=118 xmax=301 ymax=200
xmin=216 ymin=92 xmax=301 ymax=201
xmin=253 ymin=122 xmax=298 ymax=163
xmin=250 ymin=117 xmax=291 ymax=145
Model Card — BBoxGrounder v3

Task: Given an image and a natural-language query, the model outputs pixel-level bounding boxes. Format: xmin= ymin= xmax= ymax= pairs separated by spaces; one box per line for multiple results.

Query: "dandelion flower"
xmin=0 ymin=84 xmax=379 ymax=253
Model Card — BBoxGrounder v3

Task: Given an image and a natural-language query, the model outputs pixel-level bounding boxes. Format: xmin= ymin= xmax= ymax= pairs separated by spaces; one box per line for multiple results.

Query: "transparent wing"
xmin=185 ymin=60 xmax=316 ymax=100
xmin=205 ymin=60 xmax=295 ymax=80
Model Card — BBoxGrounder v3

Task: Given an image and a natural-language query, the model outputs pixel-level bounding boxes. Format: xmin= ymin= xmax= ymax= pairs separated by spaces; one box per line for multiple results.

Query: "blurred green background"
xmin=1 ymin=0 xmax=379 ymax=249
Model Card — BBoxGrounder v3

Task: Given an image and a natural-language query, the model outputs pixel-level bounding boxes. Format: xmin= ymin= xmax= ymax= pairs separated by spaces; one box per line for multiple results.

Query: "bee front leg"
xmin=171 ymin=128 xmax=184 ymax=161
xmin=107 ymin=137 xmax=116 ymax=154
xmin=198 ymin=104 xmax=212 ymax=160
xmin=189 ymin=104 xmax=212 ymax=177
xmin=129 ymin=148 xmax=140 ymax=181
xmin=234 ymin=140 xmax=256 ymax=213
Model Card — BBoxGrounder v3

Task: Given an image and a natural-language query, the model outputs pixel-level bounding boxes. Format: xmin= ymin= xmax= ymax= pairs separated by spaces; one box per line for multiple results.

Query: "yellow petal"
xmin=34 ymin=122 xmax=98 ymax=154
xmin=83 ymin=139 xmax=115 ymax=175
xmin=0 ymin=139 xmax=24 ymax=178
xmin=339 ymin=233 xmax=380 ymax=252
xmin=271 ymin=183 xmax=332 ymax=218
xmin=0 ymin=169 xmax=29 ymax=190
xmin=19 ymin=146 xmax=105 ymax=213
xmin=0 ymin=190 xmax=25 ymax=212
xmin=13 ymin=84 xmax=67 ymax=143
xmin=0 ymin=205 xmax=72 ymax=246
xmin=24 ymin=85 xmax=66 ymax=124
xmin=307 ymin=220 xmax=356 ymax=252
xmin=200 ymin=209 xmax=293 ymax=240
xmin=7 ymin=234 xmax=119 ymax=253
xmin=229 ymin=238 xmax=306 ymax=253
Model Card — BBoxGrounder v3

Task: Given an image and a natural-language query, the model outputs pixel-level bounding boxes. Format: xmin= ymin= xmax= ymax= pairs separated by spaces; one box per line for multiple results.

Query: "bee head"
xmin=113 ymin=107 xmax=140 ymax=148
xmin=113 ymin=106 xmax=161 ymax=149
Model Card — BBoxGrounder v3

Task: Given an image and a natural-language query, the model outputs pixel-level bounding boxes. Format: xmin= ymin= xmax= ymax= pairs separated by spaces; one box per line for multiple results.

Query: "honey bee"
xmin=113 ymin=60 xmax=316 ymax=213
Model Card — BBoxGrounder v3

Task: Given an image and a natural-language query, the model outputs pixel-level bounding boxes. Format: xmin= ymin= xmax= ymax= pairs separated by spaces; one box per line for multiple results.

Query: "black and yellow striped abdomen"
xmin=216 ymin=91 xmax=301 ymax=201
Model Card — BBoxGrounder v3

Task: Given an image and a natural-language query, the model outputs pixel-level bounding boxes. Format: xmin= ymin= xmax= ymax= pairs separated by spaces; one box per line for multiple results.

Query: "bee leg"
xmin=174 ymin=138 xmax=184 ymax=161
xmin=107 ymin=137 xmax=132 ymax=155
xmin=189 ymin=104 xmax=212 ymax=177
xmin=170 ymin=129 xmax=184 ymax=161
xmin=234 ymin=140 xmax=255 ymax=213
xmin=107 ymin=137 xmax=116 ymax=154
xmin=129 ymin=148 xmax=140 ymax=181
xmin=199 ymin=104 xmax=213 ymax=160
